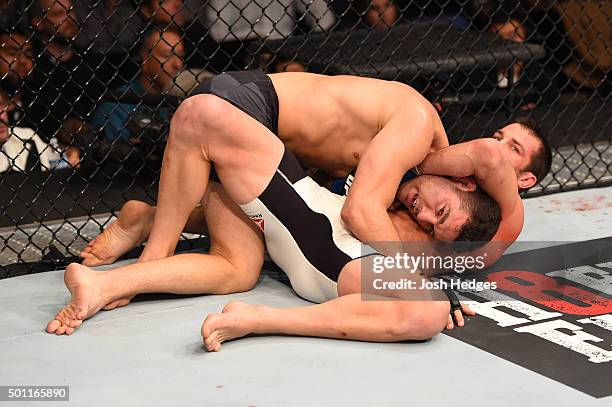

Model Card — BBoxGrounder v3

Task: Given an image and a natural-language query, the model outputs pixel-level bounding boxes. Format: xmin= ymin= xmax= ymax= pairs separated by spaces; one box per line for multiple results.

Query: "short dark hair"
xmin=513 ymin=116 xmax=553 ymax=183
xmin=455 ymin=188 xmax=501 ymax=246
xmin=139 ymin=24 xmax=181 ymax=53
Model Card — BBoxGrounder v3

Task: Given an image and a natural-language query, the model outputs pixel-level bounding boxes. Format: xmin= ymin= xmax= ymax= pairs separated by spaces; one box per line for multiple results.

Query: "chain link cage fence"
xmin=1 ymin=0 xmax=610 ymax=277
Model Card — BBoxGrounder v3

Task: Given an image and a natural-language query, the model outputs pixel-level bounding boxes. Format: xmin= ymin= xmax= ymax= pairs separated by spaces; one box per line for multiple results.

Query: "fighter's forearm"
xmin=418 ymin=139 xmax=496 ymax=180
xmin=342 ymin=205 xmax=405 ymax=255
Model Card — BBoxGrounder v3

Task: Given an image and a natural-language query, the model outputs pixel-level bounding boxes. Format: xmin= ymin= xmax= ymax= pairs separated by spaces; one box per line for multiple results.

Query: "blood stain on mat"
xmin=542 ymin=195 xmax=612 ymax=212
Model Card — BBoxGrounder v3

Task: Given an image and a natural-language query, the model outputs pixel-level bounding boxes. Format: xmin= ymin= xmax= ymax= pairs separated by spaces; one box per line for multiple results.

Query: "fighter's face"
xmin=491 ymin=123 xmax=540 ymax=177
xmin=396 ymin=175 xmax=470 ymax=241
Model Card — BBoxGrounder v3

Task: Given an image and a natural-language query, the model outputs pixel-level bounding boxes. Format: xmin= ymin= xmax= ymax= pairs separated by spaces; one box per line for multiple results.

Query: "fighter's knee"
xmin=173 ymin=94 xmax=229 ymax=132
xmin=217 ymin=270 xmax=259 ymax=294
xmin=418 ymin=300 xmax=451 ymax=339
xmin=212 ymin=250 xmax=263 ymax=294
xmin=232 ymin=256 xmax=263 ymax=292
xmin=388 ymin=301 xmax=449 ymax=341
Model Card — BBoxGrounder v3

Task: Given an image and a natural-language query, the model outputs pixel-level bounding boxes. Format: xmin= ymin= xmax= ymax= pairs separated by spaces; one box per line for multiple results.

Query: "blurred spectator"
xmin=521 ymin=0 xmax=611 ymax=90
xmin=0 ymin=86 xmax=76 ymax=173
xmin=364 ymin=0 xmax=399 ymax=28
xmin=469 ymin=0 xmax=610 ymax=91
xmin=123 ymin=0 xmax=187 ymax=38
xmin=72 ymin=0 xmax=139 ymax=54
xmin=0 ymin=31 xmax=33 ymax=96
xmin=185 ymin=0 xmax=336 ymax=72
xmin=273 ymin=60 xmax=306 ymax=73
xmin=131 ymin=0 xmax=216 ymax=96
xmin=490 ymin=18 xmax=526 ymax=88
xmin=139 ymin=0 xmax=186 ymax=27
xmin=355 ymin=0 xmax=467 ymax=28
xmin=0 ymin=0 xmax=29 ymax=32
xmin=25 ymin=0 xmax=106 ymax=147
xmin=91 ymin=26 xmax=184 ymax=142
xmin=202 ymin=0 xmax=336 ymax=42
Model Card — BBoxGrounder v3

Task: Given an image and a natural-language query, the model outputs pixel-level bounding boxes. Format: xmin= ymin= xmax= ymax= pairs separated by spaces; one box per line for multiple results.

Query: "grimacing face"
xmin=396 ymin=175 xmax=471 ymax=241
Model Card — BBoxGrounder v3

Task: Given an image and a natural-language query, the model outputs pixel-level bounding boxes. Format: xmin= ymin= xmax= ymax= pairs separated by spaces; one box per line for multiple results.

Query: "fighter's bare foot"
xmin=201 ymin=301 xmax=260 ymax=352
xmin=80 ymin=200 xmax=154 ymax=267
xmin=46 ymin=263 xmax=111 ymax=335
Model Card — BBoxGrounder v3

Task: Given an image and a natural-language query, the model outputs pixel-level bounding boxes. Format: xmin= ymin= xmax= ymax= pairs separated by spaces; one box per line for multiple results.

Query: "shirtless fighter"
xmin=136 ymin=70 xmax=462 ymax=262
xmin=132 ymin=71 xmax=548 ymax=264
xmin=47 ymin=92 xmax=504 ymax=344
xmin=49 ymin=71 xmax=540 ymax=333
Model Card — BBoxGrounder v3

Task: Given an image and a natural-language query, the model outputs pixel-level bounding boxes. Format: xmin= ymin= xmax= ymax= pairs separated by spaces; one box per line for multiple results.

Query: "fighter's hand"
xmin=446 ymin=302 xmax=476 ymax=330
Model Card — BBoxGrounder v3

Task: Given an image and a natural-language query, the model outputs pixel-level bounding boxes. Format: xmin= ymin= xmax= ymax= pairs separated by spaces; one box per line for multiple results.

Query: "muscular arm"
xmin=418 ymin=138 xmax=524 ymax=266
xmin=341 ymin=105 xmax=434 ymax=254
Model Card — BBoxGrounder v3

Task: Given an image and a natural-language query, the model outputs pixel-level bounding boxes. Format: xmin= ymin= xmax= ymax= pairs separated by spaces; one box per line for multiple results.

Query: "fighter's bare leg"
xmin=80 ymin=201 xmax=208 ymax=267
xmin=201 ymin=260 xmax=450 ymax=351
xmin=47 ymin=184 xmax=265 ymax=335
xmin=140 ymin=94 xmax=283 ymax=262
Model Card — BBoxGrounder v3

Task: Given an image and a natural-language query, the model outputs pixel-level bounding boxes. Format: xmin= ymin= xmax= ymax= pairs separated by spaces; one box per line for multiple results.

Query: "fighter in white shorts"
xmin=181 ymin=71 xmax=502 ymax=304
xmin=239 ymin=147 xmax=500 ymax=304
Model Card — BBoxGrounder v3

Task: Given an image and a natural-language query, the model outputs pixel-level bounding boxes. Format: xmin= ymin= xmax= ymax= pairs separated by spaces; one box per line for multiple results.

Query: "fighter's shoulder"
xmin=387 ymin=83 xmax=434 ymax=117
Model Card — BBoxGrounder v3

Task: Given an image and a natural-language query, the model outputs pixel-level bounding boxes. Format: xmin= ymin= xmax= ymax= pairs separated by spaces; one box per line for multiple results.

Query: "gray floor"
xmin=1 ymin=187 xmax=612 ymax=406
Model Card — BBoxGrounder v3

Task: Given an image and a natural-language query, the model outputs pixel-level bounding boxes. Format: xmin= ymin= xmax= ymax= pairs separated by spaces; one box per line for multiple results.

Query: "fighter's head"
xmin=396 ymin=175 xmax=501 ymax=243
xmin=491 ymin=117 xmax=552 ymax=190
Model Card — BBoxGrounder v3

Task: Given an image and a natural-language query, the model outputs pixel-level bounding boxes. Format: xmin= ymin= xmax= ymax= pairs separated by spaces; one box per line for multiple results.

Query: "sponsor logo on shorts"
xmin=344 ymin=174 xmax=354 ymax=195
xmin=249 ymin=214 xmax=265 ymax=232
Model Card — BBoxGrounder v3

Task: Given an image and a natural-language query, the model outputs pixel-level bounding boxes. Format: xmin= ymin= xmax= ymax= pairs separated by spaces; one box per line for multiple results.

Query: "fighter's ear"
xmin=451 ymin=176 xmax=477 ymax=192
xmin=517 ymin=171 xmax=537 ymax=190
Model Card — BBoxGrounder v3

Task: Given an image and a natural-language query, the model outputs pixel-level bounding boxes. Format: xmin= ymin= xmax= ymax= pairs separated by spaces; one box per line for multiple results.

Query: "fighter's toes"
xmin=200 ymin=303 xmax=256 ymax=352
xmin=55 ymin=324 xmax=67 ymax=336
xmin=45 ymin=263 xmax=108 ymax=335
xmin=201 ymin=314 xmax=223 ymax=351
xmin=80 ymin=251 xmax=106 ymax=267
xmin=204 ymin=333 xmax=221 ymax=352
xmin=46 ymin=319 xmax=61 ymax=334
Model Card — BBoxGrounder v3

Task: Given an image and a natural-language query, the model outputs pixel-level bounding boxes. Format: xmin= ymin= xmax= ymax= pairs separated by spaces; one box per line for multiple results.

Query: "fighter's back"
xmin=269 ymin=72 xmax=447 ymax=177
